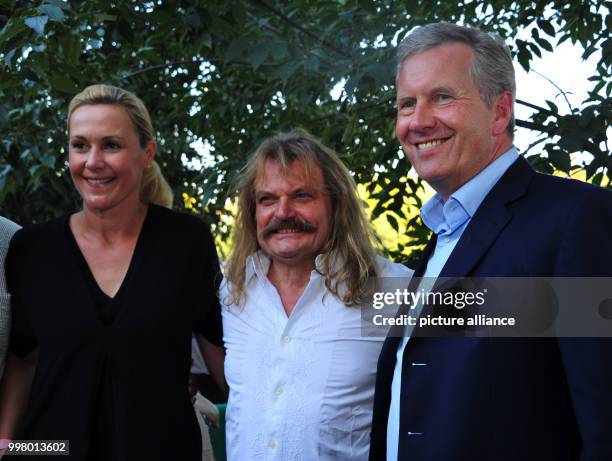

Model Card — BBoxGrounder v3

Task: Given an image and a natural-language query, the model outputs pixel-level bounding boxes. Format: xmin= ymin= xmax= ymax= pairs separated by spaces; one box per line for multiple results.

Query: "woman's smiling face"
xmin=68 ymin=104 xmax=155 ymax=212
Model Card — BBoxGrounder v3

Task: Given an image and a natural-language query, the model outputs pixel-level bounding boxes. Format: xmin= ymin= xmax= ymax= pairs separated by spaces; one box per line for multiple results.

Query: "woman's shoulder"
xmin=10 ymin=216 xmax=65 ymax=245
xmin=6 ymin=216 xmax=67 ymax=264
xmin=147 ymin=205 xmax=215 ymax=249
xmin=149 ymin=204 xmax=210 ymax=230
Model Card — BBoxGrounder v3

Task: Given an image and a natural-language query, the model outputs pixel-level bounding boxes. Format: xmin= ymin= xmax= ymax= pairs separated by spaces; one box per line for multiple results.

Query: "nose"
xmin=274 ymin=197 xmax=294 ymax=220
xmin=85 ymin=146 xmax=104 ymax=170
xmin=408 ymin=101 xmax=435 ymax=132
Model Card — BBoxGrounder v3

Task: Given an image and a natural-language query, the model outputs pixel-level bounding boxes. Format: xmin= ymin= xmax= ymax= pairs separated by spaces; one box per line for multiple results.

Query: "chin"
xmin=270 ymin=246 xmax=302 ymax=258
xmin=265 ymin=245 xmax=306 ymax=261
xmin=82 ymin=199 xmax=115 ymax=213
xmin=412 ymin=167 xmax=442 ymax=183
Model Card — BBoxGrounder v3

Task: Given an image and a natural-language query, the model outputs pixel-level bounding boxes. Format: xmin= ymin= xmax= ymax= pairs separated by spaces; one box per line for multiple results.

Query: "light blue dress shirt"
xmin=386 ymin=147 xmax=519 ymax=461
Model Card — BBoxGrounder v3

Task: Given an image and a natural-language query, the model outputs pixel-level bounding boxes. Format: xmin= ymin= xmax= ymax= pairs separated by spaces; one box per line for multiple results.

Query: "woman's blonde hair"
xmin=225 ymin=128 xmax=379 ymax=306
xmin=67 ymin=84 xmax=173 ymax=208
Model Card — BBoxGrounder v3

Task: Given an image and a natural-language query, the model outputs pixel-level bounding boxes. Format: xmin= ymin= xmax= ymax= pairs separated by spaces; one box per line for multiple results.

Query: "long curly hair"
xmin=225 ymin=128 xmax=379 ymax=306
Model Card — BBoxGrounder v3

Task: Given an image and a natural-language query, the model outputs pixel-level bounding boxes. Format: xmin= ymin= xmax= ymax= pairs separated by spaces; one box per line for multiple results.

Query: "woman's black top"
xmin=7 ymin=204 xmax=223 ymax=460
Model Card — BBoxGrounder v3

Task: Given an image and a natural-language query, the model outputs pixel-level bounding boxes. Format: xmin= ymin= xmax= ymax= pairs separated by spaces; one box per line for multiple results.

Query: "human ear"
xmin=144 ymin=140 xmax=157 ymax=168
xmin=492 ymin=91 xmax=513 ymax=136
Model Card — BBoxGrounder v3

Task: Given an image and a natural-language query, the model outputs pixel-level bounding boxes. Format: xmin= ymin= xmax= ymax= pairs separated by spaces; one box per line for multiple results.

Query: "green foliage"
xmin=0 ymin=0 xmax=610 ymax=261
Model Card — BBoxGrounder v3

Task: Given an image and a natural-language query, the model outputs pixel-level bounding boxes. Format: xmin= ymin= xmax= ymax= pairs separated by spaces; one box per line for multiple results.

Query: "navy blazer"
xmin=369 ymin=157 xmax=612 ymax=461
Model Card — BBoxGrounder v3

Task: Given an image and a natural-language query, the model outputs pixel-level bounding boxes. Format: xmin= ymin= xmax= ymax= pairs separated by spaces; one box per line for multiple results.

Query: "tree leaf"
xmin=537 ymin=19 xmax=555 ymax=37
xmin=185 ymin=13 xmax=201 ymax=29
xmin=274 ymin=61 xmax=297 ymax=85
xmin=0 ymin=165 xmax=13 ymax=193
xmin=38 ymin=4 xmax=65 ymax=22
xmin=517 ymin=46 xmax=532 ymax=71
xmin=62 ymin=34 xmax=82 ymax=65
xmin=0 ymin=105 xmax=9 ymax=130
xmin=558 ymin=132 xmax=583 ymax=154
xmin=41 ymin=154 xmax=56 ymax=168
xmin=386 ymin=213 xmax=399 ymax=232
xmin=3 ymin=48 xmax=17 ymax=67
xmin=344 ymin=73 xmax=361 ymax=97
xmin=0 ymin=19 xmax=28 ymax=48
xmin=249 ymin=44 xmax=268 ymax=70
xmin=591 ymin=172 xmax=603 ymax=186
xmin=225 ymin=38 xmax=248 ymax=62
xmin=24 ymin=15 xmax=49 ymax=37
xmin=44 ymin=0 xmax=72 ymax=11
xmin=49 ymin=74 xmax=78 ymax=94
xmin=547 ymin=149 xmax=571 ymax=172
xmin=545 ymin=100 xmax=559 ymax=113
xmin=364 ymin=62 xmax=393 ymax=85
xmin=268 ymin=42 xmax=287 ymax=60
xmin=535 ymin=37 xmax=553 ymax=52
xmin=29 ymin=164 xmax=47 ymax=177
xmin=528 ymin=42 xmax=542 ymax=58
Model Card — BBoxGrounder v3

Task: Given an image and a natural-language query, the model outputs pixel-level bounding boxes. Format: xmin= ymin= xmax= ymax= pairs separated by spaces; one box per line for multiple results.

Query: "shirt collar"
xmin=245 ymin=251 xmax=271 ymax=283
xmin=421 ymin=147 xmax=519 ymax=236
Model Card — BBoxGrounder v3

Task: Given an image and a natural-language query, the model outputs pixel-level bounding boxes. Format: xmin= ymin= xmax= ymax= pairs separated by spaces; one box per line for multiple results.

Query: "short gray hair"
xmin=397 ymin=22 xmax=515 ymax=137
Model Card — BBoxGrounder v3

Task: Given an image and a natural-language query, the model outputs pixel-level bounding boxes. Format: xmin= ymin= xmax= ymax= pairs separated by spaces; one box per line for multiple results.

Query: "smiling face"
xmin=255 ymin=158 xmax=332 ymax=268
xmin=396 ymin=42 xmax=513 ymax=199
xmin=68 ymin=104 xmax=155 ymax=213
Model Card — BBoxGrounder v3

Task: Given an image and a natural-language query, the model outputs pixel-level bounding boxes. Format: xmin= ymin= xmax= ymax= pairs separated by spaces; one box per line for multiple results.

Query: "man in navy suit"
xmin=369 ymin=22 xmax=612 ymax=460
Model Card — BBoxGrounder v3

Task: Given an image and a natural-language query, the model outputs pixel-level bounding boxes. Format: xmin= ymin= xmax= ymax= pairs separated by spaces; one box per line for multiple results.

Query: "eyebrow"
xmin=255 ymin=186 xmax=318 ymax=198
xmin=397 ymin=85 xmax=456 ymax=102
xmin=69 ymin=135 xmax=127 ymax=141
xmin=255 ymin=190 xmax=274 ymax=198
xmin=429 ymin=85 xmax=456 ymax=95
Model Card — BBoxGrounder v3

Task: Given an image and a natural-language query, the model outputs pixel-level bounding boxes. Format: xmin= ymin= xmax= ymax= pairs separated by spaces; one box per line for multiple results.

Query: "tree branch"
xmin=252 ymin=0 xmax=352 ymax=59
xmin=515 ymin=119 xmax=550 ymax=132
xmin=120 ymin=57 xmax=276 ymax=80
xmin=516 ymin=98 xmax=556 ymax=116
xmin=120 ymin=59 xmax=208 ymax=79
xmin=516 ymin=119 xmax=605 ymax=160
xmin=531 ymin=69 xmax=574 ymax=112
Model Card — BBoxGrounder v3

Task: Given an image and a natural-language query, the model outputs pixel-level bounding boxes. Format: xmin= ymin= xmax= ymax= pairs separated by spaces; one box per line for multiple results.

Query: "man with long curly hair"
xmin=221 ymin=128 xmax=412 ymax=461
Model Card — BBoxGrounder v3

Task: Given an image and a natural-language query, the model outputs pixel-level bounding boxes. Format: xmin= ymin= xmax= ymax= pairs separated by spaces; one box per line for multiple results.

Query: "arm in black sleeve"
xmin=194 ymin=223 xmax=223 ymax=347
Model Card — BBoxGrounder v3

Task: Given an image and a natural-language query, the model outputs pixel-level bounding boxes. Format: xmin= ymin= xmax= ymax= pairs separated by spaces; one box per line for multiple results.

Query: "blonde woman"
xmin=0 ymin=85 xmax=223 ymax=460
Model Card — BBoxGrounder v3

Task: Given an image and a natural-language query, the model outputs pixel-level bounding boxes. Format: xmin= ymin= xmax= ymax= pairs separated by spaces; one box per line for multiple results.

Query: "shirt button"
xmin=268 ymin=440 xmax=276 ymax=449
xmin=283 ymin=335 xmax=291 ymax=343
xmin=275 ymin=387 xmax=283 ymax=396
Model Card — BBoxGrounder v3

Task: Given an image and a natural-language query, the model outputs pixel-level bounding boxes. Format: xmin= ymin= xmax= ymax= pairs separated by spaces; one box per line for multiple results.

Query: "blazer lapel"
xmin=413 ymin=233 xmax=437 ymax=278
xmin=438 ymin=156 xmax=534 ymax=279
xmin=384 ymin=157 xmax=535 ymax=354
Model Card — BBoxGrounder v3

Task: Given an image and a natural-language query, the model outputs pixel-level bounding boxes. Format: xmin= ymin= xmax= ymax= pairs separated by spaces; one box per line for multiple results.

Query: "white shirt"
xmin=222 ymin=252 xmax=412 ymax=461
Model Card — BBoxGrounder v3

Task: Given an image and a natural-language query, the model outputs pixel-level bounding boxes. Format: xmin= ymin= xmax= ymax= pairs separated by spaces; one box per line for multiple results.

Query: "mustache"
xmin=262 ymin=218 xmax=317 ymax=238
